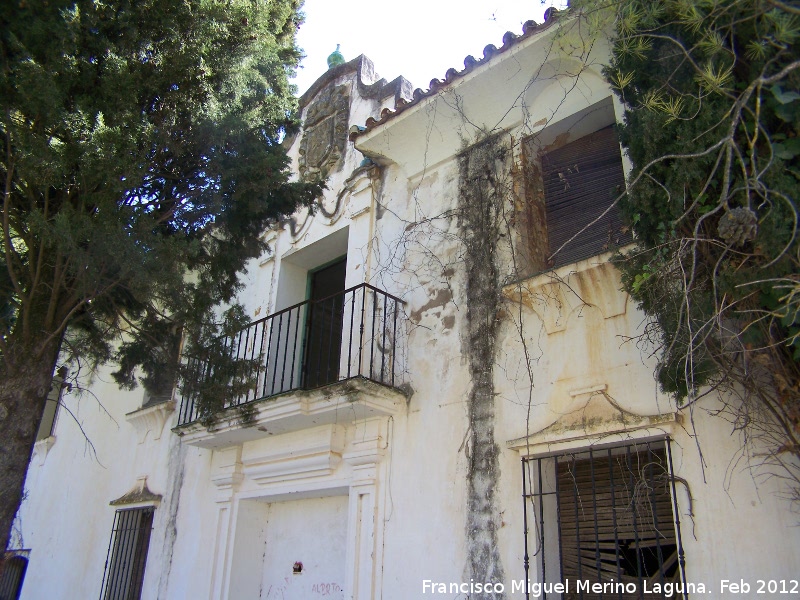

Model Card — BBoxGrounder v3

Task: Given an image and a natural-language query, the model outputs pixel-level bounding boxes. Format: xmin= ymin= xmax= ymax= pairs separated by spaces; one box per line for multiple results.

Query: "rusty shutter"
xmin=542 ymin=126 xmax=630 ymax=268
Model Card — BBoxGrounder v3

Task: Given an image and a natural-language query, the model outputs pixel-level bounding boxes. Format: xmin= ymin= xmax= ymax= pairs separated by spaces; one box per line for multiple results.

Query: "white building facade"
xmin=9 ymin=12 xmax=800 ymax=600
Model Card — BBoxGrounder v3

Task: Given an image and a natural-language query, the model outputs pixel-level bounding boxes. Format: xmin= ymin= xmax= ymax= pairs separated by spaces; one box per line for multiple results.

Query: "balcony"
xmin=175 ymin=283 xmax=407 ymax=446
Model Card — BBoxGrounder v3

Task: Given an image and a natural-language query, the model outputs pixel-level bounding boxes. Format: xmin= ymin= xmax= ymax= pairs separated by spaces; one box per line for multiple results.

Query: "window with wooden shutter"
xmin=541 ymin=126 xmax=630 ymax=268
xmin=522 ymin=440 xmax=689 ymax=599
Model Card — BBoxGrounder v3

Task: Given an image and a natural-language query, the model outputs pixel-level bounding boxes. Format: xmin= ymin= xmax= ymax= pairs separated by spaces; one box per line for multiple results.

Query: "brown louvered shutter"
xmin=557 ymin=447 xmax=679 ymax=599
xmin=542 ymin=126 xmax=630 ymax=267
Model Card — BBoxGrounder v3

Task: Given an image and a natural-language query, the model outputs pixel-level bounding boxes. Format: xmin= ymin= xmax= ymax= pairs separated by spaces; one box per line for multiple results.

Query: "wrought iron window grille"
xmin=0 ymin=551 xmax=29 ymax=600
xmin=522 ymin=438 xmax=689 ymax=600
xmin=99 ymin=507 xmax=155 ymax=600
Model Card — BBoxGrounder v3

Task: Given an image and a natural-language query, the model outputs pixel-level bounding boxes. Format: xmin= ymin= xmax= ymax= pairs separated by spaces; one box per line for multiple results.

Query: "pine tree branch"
xmin=766 ymin=0 xmax=800 ymax=15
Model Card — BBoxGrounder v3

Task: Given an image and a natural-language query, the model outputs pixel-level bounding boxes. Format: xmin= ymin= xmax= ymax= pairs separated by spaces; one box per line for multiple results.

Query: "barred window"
xmin=522 ymin=439 xmax=688 ymax=599
xmin=99 ymin=507 xmax=154 ymax=600
xmin=0 ymin=552 xmax=28 ymax=600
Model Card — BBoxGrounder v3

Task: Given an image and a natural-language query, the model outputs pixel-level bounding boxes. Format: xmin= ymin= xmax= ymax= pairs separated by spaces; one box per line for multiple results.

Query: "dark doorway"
xmin=304 ymin=257 xmax=347 ymax=388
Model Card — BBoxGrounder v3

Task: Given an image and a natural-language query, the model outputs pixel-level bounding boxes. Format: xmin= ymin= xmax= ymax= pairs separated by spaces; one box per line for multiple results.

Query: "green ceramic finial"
xmin=327 ymin=44 xmax=345 ymax=69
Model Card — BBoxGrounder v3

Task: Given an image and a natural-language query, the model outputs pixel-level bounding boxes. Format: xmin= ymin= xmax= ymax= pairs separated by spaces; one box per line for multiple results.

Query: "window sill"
xmin=502 ymin=248 xmax=631 ymax=334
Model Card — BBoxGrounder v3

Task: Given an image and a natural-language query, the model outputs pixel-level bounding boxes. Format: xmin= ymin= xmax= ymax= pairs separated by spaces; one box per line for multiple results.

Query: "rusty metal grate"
xmin=522 ymin=439 xmax=688 ymax=600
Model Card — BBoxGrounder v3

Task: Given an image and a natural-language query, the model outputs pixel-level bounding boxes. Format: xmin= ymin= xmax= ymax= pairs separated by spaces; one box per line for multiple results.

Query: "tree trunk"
xmin=0 ymin=337 xmax=60 ymax=553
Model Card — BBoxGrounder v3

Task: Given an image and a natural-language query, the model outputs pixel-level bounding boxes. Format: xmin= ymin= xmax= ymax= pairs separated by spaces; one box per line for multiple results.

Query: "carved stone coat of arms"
xmin=298 ymin=84 xmax=350 ymax=181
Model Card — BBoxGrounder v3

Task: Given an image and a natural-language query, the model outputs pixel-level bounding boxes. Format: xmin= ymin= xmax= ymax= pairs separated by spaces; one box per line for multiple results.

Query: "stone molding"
xmin=31 ymin=436 xmax=56 ymax=466
xmin=175 ymin=377 xmax=406 ymax=450
xmin=125 ymin=400 xmax=175 ymax=444
xmin=241 ymin=424 xmax=345 ymax=486
xmin=502 ymin=251 xmax=629 ymax=334
xmin=110 ymin=476 xmax=162 ymax=507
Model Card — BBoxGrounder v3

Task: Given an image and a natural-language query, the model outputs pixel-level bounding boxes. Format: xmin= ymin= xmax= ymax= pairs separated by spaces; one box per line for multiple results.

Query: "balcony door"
xmin=304 ymin=257 xmax=346 ymax=388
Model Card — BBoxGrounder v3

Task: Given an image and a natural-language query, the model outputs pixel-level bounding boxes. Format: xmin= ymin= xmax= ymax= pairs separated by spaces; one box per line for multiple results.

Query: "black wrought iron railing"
xmin=177 ymin=283 xmax=405 ymax=425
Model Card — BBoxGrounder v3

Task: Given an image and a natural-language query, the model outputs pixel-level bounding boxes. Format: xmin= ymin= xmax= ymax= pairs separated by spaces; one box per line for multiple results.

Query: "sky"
xmin=292 ymin=0 xmax=562 ymax=97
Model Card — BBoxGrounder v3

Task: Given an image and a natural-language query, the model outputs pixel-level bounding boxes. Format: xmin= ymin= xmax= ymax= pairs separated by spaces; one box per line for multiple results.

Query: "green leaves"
xmin=770 ymin=84 xmax=800 ymax=125
xmin=774 ymin=137 xmax=800 ymax=160
xmin=771 ymin=85 xmax=800 ymax=105
xmin=609 ymin=69 xmax=635 ymax=91
xmin=594 ymin=0 xmax=800 ymax=405
xmin=696 ymin=62 xmax=734 ymax=93
xmin=631 ymin=265 xmax=653 ymax=293
xmin=1 ymin=0 xmax=322 ymax=393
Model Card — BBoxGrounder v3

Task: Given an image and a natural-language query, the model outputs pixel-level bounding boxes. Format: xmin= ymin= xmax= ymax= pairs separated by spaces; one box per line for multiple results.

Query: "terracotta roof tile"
xmin=350 ymin=8 xmax=562 ymax=141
